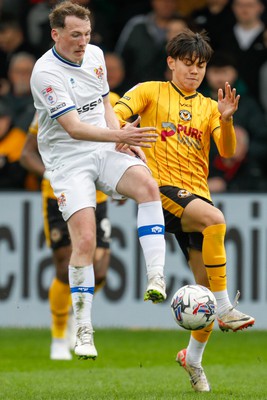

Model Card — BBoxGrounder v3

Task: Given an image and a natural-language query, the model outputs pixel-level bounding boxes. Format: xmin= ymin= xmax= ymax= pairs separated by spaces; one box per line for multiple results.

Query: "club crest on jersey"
xmin=179 ymin=110 xmax=192 ymax=121
xmin=94 ymin=65 xmax=104 ymax=79
xmin=41 ymin=86 xmax=57 ymax=105
xmin=57 ymin=193 xmax=66 ymax=209
xmin=50 ymin=228 xmax=62 ymax=243
xmin=177 ymin=189 xmax=192 ymax=198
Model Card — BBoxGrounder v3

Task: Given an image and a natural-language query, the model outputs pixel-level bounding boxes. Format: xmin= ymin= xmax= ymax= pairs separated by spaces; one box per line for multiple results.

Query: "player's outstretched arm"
xmin=57 ymin=110 xmax=157 ymax=147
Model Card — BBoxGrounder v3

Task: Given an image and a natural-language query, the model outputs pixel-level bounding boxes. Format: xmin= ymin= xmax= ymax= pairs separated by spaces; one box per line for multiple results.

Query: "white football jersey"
xmin=30 ymin=44 xmax=111 ymax=170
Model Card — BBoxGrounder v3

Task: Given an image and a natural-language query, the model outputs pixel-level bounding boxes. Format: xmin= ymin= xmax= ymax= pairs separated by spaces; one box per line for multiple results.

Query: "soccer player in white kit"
xmin=30 ymin=0 xmax=167 ymax=360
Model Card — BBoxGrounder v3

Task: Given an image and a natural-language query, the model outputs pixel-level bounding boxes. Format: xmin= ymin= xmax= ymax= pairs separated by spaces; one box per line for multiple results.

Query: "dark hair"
xmin=49 ymin=0 xmax=91 ymax=29
xmin=208 ymin=51 xmax=238 ymax=69
xmin=0 ymin=14 xmax=22 ymax=32
xmin=166 ymin=28 xmax=213 ymax=63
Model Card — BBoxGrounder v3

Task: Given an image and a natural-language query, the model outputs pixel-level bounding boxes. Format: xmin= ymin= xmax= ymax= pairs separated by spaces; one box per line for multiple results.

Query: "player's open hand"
xmin=218 ymin=82 xmax=240 ymax=121
xmin=118 ymin=125 xmax=157 ymax=148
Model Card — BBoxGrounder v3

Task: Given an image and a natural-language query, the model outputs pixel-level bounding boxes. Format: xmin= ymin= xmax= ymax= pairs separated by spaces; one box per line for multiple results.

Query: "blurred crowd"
xmin=1 ymin=0 xmax=267 ymax=193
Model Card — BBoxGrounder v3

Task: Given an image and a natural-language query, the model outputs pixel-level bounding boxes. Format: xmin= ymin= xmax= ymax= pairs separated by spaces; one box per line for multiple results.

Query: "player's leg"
xmin=181 ymin=198 xmax=255 ymax=331
xmin=115 ymin=164 xmax=166 ymax=304
xmin=50 ymin=160 xmax=99 ymax=360
xmin=175 ymin=242 xmax=212 ymax=392
xmin=67 ymin=206 xmax=97 ymax=360
xmin=43 ymin=196 xmax=73 ymax=360
xmin=94 ymin=200 xmax=111 ymax=292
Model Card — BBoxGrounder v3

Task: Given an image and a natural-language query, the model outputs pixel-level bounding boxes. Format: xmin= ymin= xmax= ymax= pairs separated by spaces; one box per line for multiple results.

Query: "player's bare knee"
xmin=204 ymin=208 xmax=225 ymax=228
xmin=136 ymin=177 xmax=160 ymax=202
xmin=74 ymin=233 xmax=96 ymax=255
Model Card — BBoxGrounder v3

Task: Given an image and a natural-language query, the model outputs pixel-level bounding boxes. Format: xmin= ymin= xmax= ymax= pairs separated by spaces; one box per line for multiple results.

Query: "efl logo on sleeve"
xmin=41 ymin=86 xmax=57 ymax=105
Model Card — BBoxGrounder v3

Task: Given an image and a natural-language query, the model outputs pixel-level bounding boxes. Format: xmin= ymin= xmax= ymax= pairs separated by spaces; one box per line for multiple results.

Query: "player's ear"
xmin=167 ymin=56 xmax=175 ymax=72
xmin=51 ymin=28 xmax=59 ymax=42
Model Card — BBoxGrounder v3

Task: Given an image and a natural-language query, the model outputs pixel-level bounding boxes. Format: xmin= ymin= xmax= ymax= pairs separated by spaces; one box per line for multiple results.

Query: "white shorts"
xmin=50 ymin=145 xmax=149 ymax=221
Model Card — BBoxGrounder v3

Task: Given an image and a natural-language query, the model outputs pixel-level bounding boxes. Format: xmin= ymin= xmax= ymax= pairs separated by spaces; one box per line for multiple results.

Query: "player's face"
xmin=52 ymin=16 xmax=91 ymax=64
xmin=167 ymin=56 xmax=206 ymax=93
xmin=233 ymin=0 xmax=264 ymax=24
xmin=206 ymin=65 xmax=238 ymax=91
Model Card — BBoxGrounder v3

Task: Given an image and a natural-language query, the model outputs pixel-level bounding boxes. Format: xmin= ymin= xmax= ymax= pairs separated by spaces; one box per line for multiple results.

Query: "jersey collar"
xmin=52 ymin=46 xmax=82 ymax=67
xmin=170 ymin=81 xmax=198 ymax=100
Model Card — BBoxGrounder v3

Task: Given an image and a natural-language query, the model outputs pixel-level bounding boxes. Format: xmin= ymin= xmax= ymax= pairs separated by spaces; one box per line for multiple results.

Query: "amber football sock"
xmin=202 ymin=224 xmax=227 ymax=292
xmin=49 ymin=277 xmax=71 ymax=339
xmin=202 ymin=224 xmax=231 ymax=312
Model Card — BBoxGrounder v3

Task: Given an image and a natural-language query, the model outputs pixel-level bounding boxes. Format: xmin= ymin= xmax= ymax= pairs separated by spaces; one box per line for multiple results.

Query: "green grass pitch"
xmin=0 ymin=328 xmax=266 ymax=400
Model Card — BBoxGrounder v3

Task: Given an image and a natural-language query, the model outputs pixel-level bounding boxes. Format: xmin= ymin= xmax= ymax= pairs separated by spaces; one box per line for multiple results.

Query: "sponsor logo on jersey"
xmin=69 ymin=77 xmax=77 ymax=88
xmin=161 ymin=122 xmax=203 ymax=150
xmin=41 ymin=86 xmax=57 ymax=105
xmin=50 ymin=103 xmax=66 ymax=113
xmin=179 ymin=110 xmax=192 ymax=121
xmin=177 ymin=189 xmax=192 ymax=198
xmin=77 ymin=98 xmax=102 ymax=114
xmin=94 ymin=65 xmax=104 ymax=79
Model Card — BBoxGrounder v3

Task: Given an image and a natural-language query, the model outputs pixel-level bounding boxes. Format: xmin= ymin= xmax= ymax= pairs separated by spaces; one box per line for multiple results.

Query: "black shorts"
xmin=160 ymin=186 xmax=213 ymax=261
xmin=95 ymin=201 xmax=111 ymax=249
xmin=43 ymin=197 xmax=110 ymax=250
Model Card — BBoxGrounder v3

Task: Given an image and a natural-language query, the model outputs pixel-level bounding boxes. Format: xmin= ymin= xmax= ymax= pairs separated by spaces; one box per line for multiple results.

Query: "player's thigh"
xmin=160 ymin=186 xmax=199 ymax=230
xmin=50 ymin=160 xmax=97 ymax=221
xmin=181 ymin=198 xmax=225 ymax=232
xmin=97 ymin=149 xmax=156 ymax=201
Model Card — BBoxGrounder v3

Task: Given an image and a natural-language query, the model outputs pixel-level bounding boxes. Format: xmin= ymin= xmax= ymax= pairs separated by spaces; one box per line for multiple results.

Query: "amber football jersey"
xmin=28 ymin=113 xmax=107 ymax=203
xmin=114 ymin=81 xmax=224 ymax=201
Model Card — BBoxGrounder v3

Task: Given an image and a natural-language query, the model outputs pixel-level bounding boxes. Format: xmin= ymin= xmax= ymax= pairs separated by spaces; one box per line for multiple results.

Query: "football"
xmin=171 ymin=284 xmax=217 ymax=330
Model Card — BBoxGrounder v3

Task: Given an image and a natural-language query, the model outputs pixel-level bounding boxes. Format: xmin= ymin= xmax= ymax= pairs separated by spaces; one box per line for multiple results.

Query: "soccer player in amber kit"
xmin=114 ymin=29 xmax=255 ymax=392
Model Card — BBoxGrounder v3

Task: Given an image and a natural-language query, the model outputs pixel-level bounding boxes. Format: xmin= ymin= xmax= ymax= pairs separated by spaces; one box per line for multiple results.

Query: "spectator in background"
xmin=191 ymin=0 xmax=236 ymax=50
xmin=109 ymin=0 xmax=151 ymax=47
xmin=2 ymin=52 xmax=36 ymax=131
xmin=166 ymin=15 xmax=193 ymax=42
xmin=259 ymin=57 xmax=267 ymax=120
xmin=175 ymin=0 xmax=207 ymax=17
xmin=217 ymin=0 xmax=267 ymax=110
xmin=104 ymin=52 xmax=126 ymax=99
xmin=0 ymin=100 xmax=39 ymax=190
xmin=0 ymin=14 xmax=36 ymax=80
xmin=25 ymin=0 xmax=57 ymax=58
xmin=115 ymin=0 xmax=179 ymax=88
xmin=25 ymin=0 xmax=113 ymax=55
xmin=200 ymin=51 xmax=267 ymax=192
